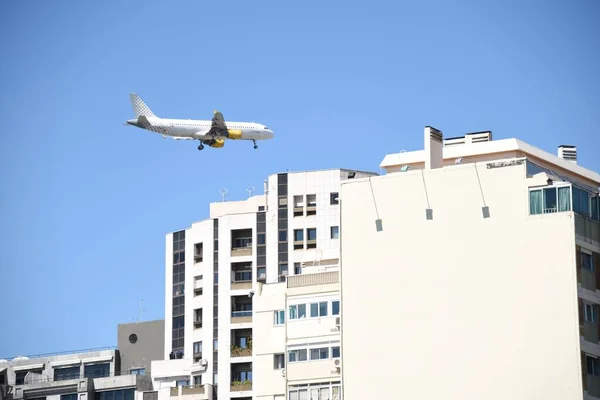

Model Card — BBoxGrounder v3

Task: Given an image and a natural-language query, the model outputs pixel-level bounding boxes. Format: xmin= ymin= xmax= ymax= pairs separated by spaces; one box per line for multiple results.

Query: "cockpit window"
xmin=264 ymin=126 xmax=269 ymax=129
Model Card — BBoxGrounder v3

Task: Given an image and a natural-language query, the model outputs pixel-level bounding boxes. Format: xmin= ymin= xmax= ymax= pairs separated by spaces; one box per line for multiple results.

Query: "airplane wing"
xmin=208 ymin=110 xmax=228 ymax=136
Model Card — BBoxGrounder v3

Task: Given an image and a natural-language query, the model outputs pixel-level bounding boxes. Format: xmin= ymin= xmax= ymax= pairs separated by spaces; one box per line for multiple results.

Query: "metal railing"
xmin=3 ymin=346 xmax=117 ymax=361
xmin=18 ymin=370 xmax=148 ymax=385
xmin=231 ymin=310 xmax=252 ymax=318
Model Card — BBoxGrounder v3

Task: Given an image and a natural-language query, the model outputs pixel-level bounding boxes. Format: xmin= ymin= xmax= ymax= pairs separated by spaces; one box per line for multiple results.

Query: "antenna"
xmin=137 ymin=299 xmax=145 ymax=323
xmin=246 ymin=185 xmax=255 ymax=198
xmin=219 ymin=188 xmax=228 ymax=202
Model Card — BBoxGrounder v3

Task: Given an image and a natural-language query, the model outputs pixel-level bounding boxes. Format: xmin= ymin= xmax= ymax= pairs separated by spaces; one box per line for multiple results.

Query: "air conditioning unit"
xmin=200 ymin=359 xmax=208 ymax=367
xmin=335 ymin=317 xmax=340 ymax=326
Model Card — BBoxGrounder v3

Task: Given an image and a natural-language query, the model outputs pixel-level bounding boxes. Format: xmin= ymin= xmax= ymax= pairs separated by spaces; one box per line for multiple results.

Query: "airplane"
xmin=125 ymin=93 xmax=274 ymax=151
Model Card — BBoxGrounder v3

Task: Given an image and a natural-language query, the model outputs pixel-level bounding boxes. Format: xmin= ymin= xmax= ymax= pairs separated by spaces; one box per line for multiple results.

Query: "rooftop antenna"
xmin=219 ymin=188 xmax=228 ymax=202
xmin=246 ymin=185 xmax=255 ymax=198
xmin=137 ymin=299 xmax=145 ymax=323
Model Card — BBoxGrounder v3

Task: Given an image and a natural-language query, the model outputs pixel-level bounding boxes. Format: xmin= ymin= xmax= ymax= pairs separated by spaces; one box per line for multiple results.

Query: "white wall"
xmin=341 ymin=161 xmax=582 ymax=400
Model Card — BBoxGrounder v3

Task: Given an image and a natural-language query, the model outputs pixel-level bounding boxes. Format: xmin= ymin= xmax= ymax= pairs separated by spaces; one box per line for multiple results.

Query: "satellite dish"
xmin=219 ymin=188 xmax=228 ymax=202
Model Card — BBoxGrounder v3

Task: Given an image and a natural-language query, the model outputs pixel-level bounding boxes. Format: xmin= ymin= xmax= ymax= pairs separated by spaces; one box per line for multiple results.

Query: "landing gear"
xmin=198 ymin=143 xmax=204 ymax=151
xmin=253 ymin=140 xmax=258 ymax=150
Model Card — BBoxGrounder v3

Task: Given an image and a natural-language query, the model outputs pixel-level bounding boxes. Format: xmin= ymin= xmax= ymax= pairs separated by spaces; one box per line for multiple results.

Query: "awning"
xmin=50 ymin=359 xmax=81 ymax=367
xmin=13 ymin=363 xmax=44 ymax=371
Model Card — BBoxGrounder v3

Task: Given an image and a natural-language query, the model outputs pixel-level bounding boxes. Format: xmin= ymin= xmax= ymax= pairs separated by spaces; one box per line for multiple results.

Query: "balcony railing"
xmin=232 ymin=310 xmax=252 ymax=317
xmin=15 ymin=370 xmax=146 ymax=385
xmin=230 ymin=381 xmax=252 ymax=392
xmin=287 ymin=271 xmax=339 ymax=288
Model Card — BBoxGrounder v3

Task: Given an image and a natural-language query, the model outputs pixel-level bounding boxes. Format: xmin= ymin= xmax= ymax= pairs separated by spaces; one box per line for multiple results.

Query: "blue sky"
xmin=0 ymin=0 xmax=598 ymax=356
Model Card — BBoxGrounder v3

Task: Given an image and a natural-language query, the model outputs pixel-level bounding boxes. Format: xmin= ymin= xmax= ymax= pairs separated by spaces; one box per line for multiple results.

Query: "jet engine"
xmin=227 ymin=129 xmax=243 ymax=139
xmin=209 ymin=139 xmax=225 ymax=148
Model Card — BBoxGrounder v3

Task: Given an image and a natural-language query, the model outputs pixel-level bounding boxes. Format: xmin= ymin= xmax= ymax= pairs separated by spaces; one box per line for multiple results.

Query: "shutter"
xmin=577 ymin=246 xmax=582 ymax=283
xmin=582 ymin=352 xmax=588 ymax=390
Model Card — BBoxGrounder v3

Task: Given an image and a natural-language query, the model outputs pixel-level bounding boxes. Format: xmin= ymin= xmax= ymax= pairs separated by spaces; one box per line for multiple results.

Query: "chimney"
xmin=424 ymin=126 xmax=443 ymax=170
xmin=558 ymin=145 xmax=577 ymax=164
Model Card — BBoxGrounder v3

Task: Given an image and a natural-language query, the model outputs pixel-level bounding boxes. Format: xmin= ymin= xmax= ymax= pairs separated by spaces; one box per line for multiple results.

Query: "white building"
xmin=340 ymin=127 xmax=600 ymax=400
xmin=153 ymin=169 xmax=376 ymax=400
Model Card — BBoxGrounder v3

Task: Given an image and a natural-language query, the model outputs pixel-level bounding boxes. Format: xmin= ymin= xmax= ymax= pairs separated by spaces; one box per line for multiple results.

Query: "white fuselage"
xmin=127 ymin=117 xmax=274 ymax=141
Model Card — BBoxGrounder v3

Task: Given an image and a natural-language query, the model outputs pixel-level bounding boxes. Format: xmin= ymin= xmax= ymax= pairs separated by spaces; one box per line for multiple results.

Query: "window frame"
xmin=585 ymin=302 xmax=598 ymax=324
xmin=274 ymin=310 xmax=285 ymax=325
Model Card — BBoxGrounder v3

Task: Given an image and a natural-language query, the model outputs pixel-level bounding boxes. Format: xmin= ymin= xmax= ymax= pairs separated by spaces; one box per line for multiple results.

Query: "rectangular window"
xmin=279 ymin=230 xmax=288 ymax=242
xmin=585 ymin=303 xmax=598 ymax=323
xmin=84 ymin=363 xmax=110 ymax=378
xmin=130 ymin=368 xmax=145 ymax=375
xmin=194 ymin=243 xmax=203 ymax=262
xmin=193 ymin=375 xmax=202 ymax=385
xmin=274 ymin=353 xmax=285 ymax=369
xmin=307 ymin=228 xmax=317 ymax=241
xmin=582 ymin=252 xmax=594 ymax=271
xmin=257 ymin=267 xmax=266 ymax=281
xmin=574 ymin=187 xmax=592 ymax=217
xmin=330 ymin=226 xmax=339 ymax=239
xmin=330 ymin=192 xmax=339 ymax=205
xmin=279 ymin=263 xmax=288 ymax=276
xmin=332 ymin=300 xmax=340 ymax=315
xmin=294 ymin=262 xmax=302 ymax=275
xmin=289 ymin=304 xmax=307 ymax=320
xmin=294 ymin=229 xmax=304 ymax=242
xmin=332 ymin=346 xmax=341 ymax=358
xmin=587 ymin=355 xmax=599 ymax=376
xmin=193 ymin=341 xmax=202 ymax=355
xmin=257 ymin=233 xmax=265 ymax=245
xmin=309 ymin=347 xmax=329 ymax=360
xmin=288 ymin=349 xmax=308 ymax=363
xmin=307 ymin=194 xmax=317 ymax=207
xmin=213 ymin=339 xmax=218 ymax=351
xmin=529 ymin=186 xmax=572 ymax=215
xmin=54 ymin=366 xmax=80 ymax=381
xmin=274 ymin=310 xmax=285 ymax=325
xmin=310 ymin=301 xmax=328 ymax=317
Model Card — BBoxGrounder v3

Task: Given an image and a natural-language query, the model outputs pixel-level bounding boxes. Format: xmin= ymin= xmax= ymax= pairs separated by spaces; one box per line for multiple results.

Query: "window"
xmin=332 ymin=346 xmax=340 ymax=358
xmin=95 ymin=389 xmax=134 ymax=400
xmin=310 ymin=347 xmax=329 ymax=360
xmin=130 ymin=368 xmax=145 ymax=375
xmin=587 ymin=355 xmax=600 ymax=376
xmin=279 ymin=230 xmax=288 ymax=241
xmin=194 ymin=341 xmax=203 ymax=355
xmin=294 ymin=229 xmax=304 ymax=242
xmin=330 ymin=192 xmax=339 ymax=205
xmin=330 ymin=226 xmax=339 ymax=239
xmin=307 ymin=194 xmax=317 ymax=207
xmin=585 ymin=303 xmax=598 ymax=323
xmin=84 ymin=363 xmax=110 ymax=378
xmin=279 ymin=196 xmax=288 ymax=208
xmin=194 ymin=243 xmax=203 ymax=262
xmin=582 ymin=252 xmax=594 ymax=271
xmin=279 ymin=263 xmax=288 ymax=277
xmin=294 ymin=263 xmax=302 ymax=275
xmin=274 ymin=310 xmax=285 ymax=325
xmin=310 ymin=301 xmax=328 ymax=317
xmin=307 ymin=228 xmax=317 ymax=241
xmin=274 ymin=353 xmax=285 ymax=369
xmin=573 ymin=187 xmax=592 ymax=217
xmin=61 ymin=394 xmax=78 ymax=400
xmin=529 ymin=186 xmax=571 ymax=215
xmin=288 ymin=349 xmax=308 ymax=362
xmin=257 ymin=267 xmax=266 ymax=282
xmin=289 ymin=304 xmax=307 ymax=319
xmin=332 ymin=300 xmax=340 ymax=315
xmin=54 ymin=366 xmax=80 ymax=381
xmin=257 ymin=233 xmax=265 ymax=245
xmin=213 ymin=339 xmax=218 ymax=351
xmin=193 ymin=375 xmax=202 ymax=385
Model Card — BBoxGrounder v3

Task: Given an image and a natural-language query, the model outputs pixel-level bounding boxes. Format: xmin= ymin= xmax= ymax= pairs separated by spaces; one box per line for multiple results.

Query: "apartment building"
xmin=0 ymin=348 xmax=153 ymax=400
xmin=340 ymin=128 xmax=600 ymax=400
xmin=154 ymin=168 xmax=376 ymax=400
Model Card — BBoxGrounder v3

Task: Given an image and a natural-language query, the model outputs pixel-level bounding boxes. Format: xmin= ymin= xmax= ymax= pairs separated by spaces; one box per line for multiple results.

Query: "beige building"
xmin=340 ymin=127 xmax=600 ymax=400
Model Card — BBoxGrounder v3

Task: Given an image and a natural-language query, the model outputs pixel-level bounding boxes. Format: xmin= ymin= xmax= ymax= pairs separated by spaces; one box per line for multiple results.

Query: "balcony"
xmin=231 ymin=295 xmax=252 ymax=323
xmin=231 ymin=329 xmax=252 ymax=358
xmin=231 ymin=262 xmax=253 ymax=290
xmin=170 ymin=385 xmax=210 ymax=400
xmin=231 ymin=229 xmax=252 ymax=257
xmin=231 ymin=363 xmax=252 ymax=392
xmin=287 ymin=271 xmax=339 ymax=288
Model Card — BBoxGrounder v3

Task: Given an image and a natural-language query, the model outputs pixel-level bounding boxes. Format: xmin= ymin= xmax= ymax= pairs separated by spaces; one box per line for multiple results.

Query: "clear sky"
xmin=0 ymin=0 xmax=598 ymax=357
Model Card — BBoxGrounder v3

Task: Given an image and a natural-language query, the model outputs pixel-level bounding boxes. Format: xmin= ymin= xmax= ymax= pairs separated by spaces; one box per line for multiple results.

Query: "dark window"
xmin=332 ymin=300 xmax=340 ymax=315
xmin=257 ymin=233 xmax=266 ymax=245
xmin=307 ymin=228 xmax=317 ymax=241
xmin=587 ymin=355 xmax=600 ymax=376
xmin=330 ymin=192 xmax=339 ymax=205
xmin=332 ymin=346 xmax=341 ymax=358
xmin=94 ymin=389 xmax=134 ymax=400
xmin=54 ymin=366 xmax=80 ymax=381
xmin=172 ymin=316 xmax=184 ymax=329
xmin=274 ymin=354 xmax=285 ymax=369
xmin=84 ymin=363 xmax=110 ymax=378
xmin=61 ymin=395 xmax=78 ymax=400
xmin=279 ymin=230 xmax=287 ymax=242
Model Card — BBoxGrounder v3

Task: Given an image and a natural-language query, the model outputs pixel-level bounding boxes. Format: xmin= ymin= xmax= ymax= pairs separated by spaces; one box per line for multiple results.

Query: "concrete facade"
xmin=340 ymin=127 xmax=600 ymax=400
xmin=118 ymin=320 xmax=165 ymax=376
xmin=154 ymin=168 xmax=376 ymax=400
xmin=0 ymin=348 xmax=153 ymax=400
